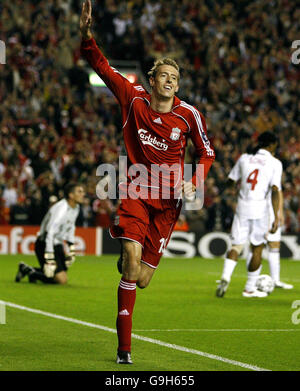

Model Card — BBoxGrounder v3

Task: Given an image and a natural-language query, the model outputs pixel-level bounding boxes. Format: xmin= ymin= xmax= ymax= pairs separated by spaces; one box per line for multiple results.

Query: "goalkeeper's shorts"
xmin=110 ymin=196 xmax=182 ymax=269
xmin=35 ymin=238 xmax=67 ymax=273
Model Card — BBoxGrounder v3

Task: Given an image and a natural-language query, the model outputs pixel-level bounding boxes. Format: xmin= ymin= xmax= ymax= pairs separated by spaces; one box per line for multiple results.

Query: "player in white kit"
xmin=216 ymin=132 xmax=281 ymax=298
xmin=245 ymin=187 xmax=293 ymax=290
xmin=15 ymin=183 xmax=85 ymax=284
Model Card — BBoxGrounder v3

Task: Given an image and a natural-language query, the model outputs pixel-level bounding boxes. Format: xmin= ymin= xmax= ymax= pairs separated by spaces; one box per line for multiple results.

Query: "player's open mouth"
xmin=164 ymin=85 xmax=172 ymax=90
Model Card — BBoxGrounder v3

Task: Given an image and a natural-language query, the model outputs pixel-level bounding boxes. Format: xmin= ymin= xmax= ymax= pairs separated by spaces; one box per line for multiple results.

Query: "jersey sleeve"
xmin=80 ymin=38 xmax=136 ymax=106
xmin=45 ymin=203 xmax=68 ymax=253
xmin=228 ymin=156 xmax=242 ymax=182
xmin=188 ymin=110 xmax=215 ymax=185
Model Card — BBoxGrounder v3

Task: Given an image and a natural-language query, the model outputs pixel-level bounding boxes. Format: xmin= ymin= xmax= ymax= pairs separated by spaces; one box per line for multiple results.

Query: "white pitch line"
xmin=4 ymin=301 xmax=271 ymax=372
xmin=133 ymin=329 xmax=300 ymax=332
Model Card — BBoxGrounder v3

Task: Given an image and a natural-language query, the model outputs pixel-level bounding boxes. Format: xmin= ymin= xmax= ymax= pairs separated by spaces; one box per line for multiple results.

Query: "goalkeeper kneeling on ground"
xmin=15 ymin=183 xmax=85 ymax=285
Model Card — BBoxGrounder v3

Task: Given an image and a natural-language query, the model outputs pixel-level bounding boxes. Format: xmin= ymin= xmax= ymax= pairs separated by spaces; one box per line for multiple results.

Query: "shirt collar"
xmin=173 ymin=95 xmax=181 ymax=108
xmin=145 ymin=95 xmax=181 ymax=110
xmin=257 ymin=148 xmax=272 ymax=157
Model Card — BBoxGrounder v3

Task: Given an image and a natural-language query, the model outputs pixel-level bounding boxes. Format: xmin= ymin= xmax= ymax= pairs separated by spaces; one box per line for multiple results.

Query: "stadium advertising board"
xmin=0 ymin=226 xmax=102 ymax=255
xmin=0 ymin=226 xmax=299 ymax=260
xmin=102 ymin=230 xmax=300 ymax=260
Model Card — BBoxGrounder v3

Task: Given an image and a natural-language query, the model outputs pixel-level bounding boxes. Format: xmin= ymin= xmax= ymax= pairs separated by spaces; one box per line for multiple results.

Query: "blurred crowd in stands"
xmin=0 ymin=0 xmax=299 ymax=234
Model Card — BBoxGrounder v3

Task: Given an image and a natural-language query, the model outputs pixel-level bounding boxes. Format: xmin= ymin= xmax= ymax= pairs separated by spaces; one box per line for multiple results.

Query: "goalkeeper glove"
xmin=65 ymin=244 xmax=76 ymax=268
xmin=43 ymin=253 xmax=56 ymax=278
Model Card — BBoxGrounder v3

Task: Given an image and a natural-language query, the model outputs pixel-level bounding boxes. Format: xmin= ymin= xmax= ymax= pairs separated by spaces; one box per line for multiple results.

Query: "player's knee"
xmin=137 ymin=279 xmax=149 ymax=289
xmin=268 ymin=241 xmax=280 ymax=250
xmin=137 ymin=264 xmax=155 ymax=289
xmin=251 ymin=246 xmax=263 ymax=263
xmin=137 ymin=272 xmax=152 ymax=289
xmin=54 ymin=272 xmax=68 ymax=285
xmin=227 ymin=244 xmax=243 ymax=260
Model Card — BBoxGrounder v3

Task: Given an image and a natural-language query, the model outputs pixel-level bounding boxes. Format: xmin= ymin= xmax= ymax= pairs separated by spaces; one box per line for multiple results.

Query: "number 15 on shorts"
xmin=159 ymin=238 xmax=167 ymax=253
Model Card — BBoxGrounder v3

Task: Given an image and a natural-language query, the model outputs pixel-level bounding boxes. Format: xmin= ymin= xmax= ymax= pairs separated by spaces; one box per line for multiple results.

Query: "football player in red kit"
xmin=80 ymin=0 xmax=215 ymax=364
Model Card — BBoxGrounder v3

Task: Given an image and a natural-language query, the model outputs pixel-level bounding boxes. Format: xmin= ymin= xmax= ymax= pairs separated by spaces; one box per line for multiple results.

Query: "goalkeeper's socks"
xmin=116 ymin=277 xmax=137 ymax=353
xmin=268 ymin=248 xmax=280 ymax=282
xmin=28 ymin=268 xmax=55 ymax=284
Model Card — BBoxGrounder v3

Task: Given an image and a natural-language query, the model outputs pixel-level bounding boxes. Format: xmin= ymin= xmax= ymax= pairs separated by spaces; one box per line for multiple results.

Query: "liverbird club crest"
xmin=170 ymin=127 xmax=181 ymax=141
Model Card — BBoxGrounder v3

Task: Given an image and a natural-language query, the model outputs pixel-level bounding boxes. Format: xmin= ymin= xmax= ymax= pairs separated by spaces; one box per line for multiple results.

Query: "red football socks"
xmin=116 ymin=277 xmax=137 ymax=352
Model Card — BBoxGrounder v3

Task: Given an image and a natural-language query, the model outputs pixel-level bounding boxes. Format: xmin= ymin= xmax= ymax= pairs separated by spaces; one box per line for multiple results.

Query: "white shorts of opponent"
xmin=230 ymin=213 xmax=269 ymax=246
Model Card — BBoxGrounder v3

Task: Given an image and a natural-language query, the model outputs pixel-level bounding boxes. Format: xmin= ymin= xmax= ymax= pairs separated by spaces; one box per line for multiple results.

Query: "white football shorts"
xmin=266 ymin=227 xmax=281 ymax=242
xmin=230 ymin=213 xmax=269 ymax=246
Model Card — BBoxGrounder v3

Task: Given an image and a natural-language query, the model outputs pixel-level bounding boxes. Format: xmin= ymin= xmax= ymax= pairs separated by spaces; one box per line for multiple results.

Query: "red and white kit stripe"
xmin=119 ymin=280 xmax=136 ymax=291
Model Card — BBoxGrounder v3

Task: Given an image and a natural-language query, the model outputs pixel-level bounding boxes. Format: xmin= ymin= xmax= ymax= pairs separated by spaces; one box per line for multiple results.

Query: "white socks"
xmin=268 ymin=249 xmax=280 ymax=282
xmin=245 ymin=251 xmax=262 ymax=292
xmin=246 ymin=248 xmax=280 ymax=288
xmin=221 ymin=258 xmax=237 ymax=282
xmin=244 ymin=265 xmax=262 ymax=292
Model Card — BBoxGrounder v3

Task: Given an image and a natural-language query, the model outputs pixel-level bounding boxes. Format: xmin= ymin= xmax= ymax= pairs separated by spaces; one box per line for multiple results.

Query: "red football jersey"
xmin=81 ymin=38 xmax=215 ymax=196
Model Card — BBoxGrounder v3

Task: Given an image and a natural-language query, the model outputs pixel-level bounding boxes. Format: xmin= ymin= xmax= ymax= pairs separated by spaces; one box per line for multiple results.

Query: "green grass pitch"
xmin=0 ymin=254 xmax=299 ymax=371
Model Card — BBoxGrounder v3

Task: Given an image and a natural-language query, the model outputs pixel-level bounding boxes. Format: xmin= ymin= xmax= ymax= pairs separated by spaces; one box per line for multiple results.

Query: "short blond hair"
xmin=147 ymin=58 xmax=180 ymax=80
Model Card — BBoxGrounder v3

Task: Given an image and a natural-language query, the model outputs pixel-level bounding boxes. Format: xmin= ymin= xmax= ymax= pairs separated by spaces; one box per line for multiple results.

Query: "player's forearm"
xmin=191 ymin=155 xmax=215 ymax=186
xmin=279 ymin=190 xmax=284 ymax=217
xmin=80 ymin=37 xmax=107 ymax=70
xmin=271 ymin=186 xmax=280 ymax=219
xmin=80 ymin=39 xmax=118 ymax=93
xmin=81 ymin=37 xmax=132 ymax=106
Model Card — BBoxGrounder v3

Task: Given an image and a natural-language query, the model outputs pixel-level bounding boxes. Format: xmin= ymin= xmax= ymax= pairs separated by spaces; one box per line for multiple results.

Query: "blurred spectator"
xmin=174 ymin=214 xmax=189 ymax=232
xmin=2 ymin=179 xmax=18 ymax=208
xmin=81 ymin=197 xmax=94 ymax=227
xmin=92 ymin=197 xmax=116 ymax=228
xmin=10 ymin=194 xmax=30 ymax=225
xmin=27 ymin=188 xmax=45 ymax=225
xmin=0 ymin=0 xmax=298 ymax=233
xmin=0 ymin=188 xmax=10 ymax=225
